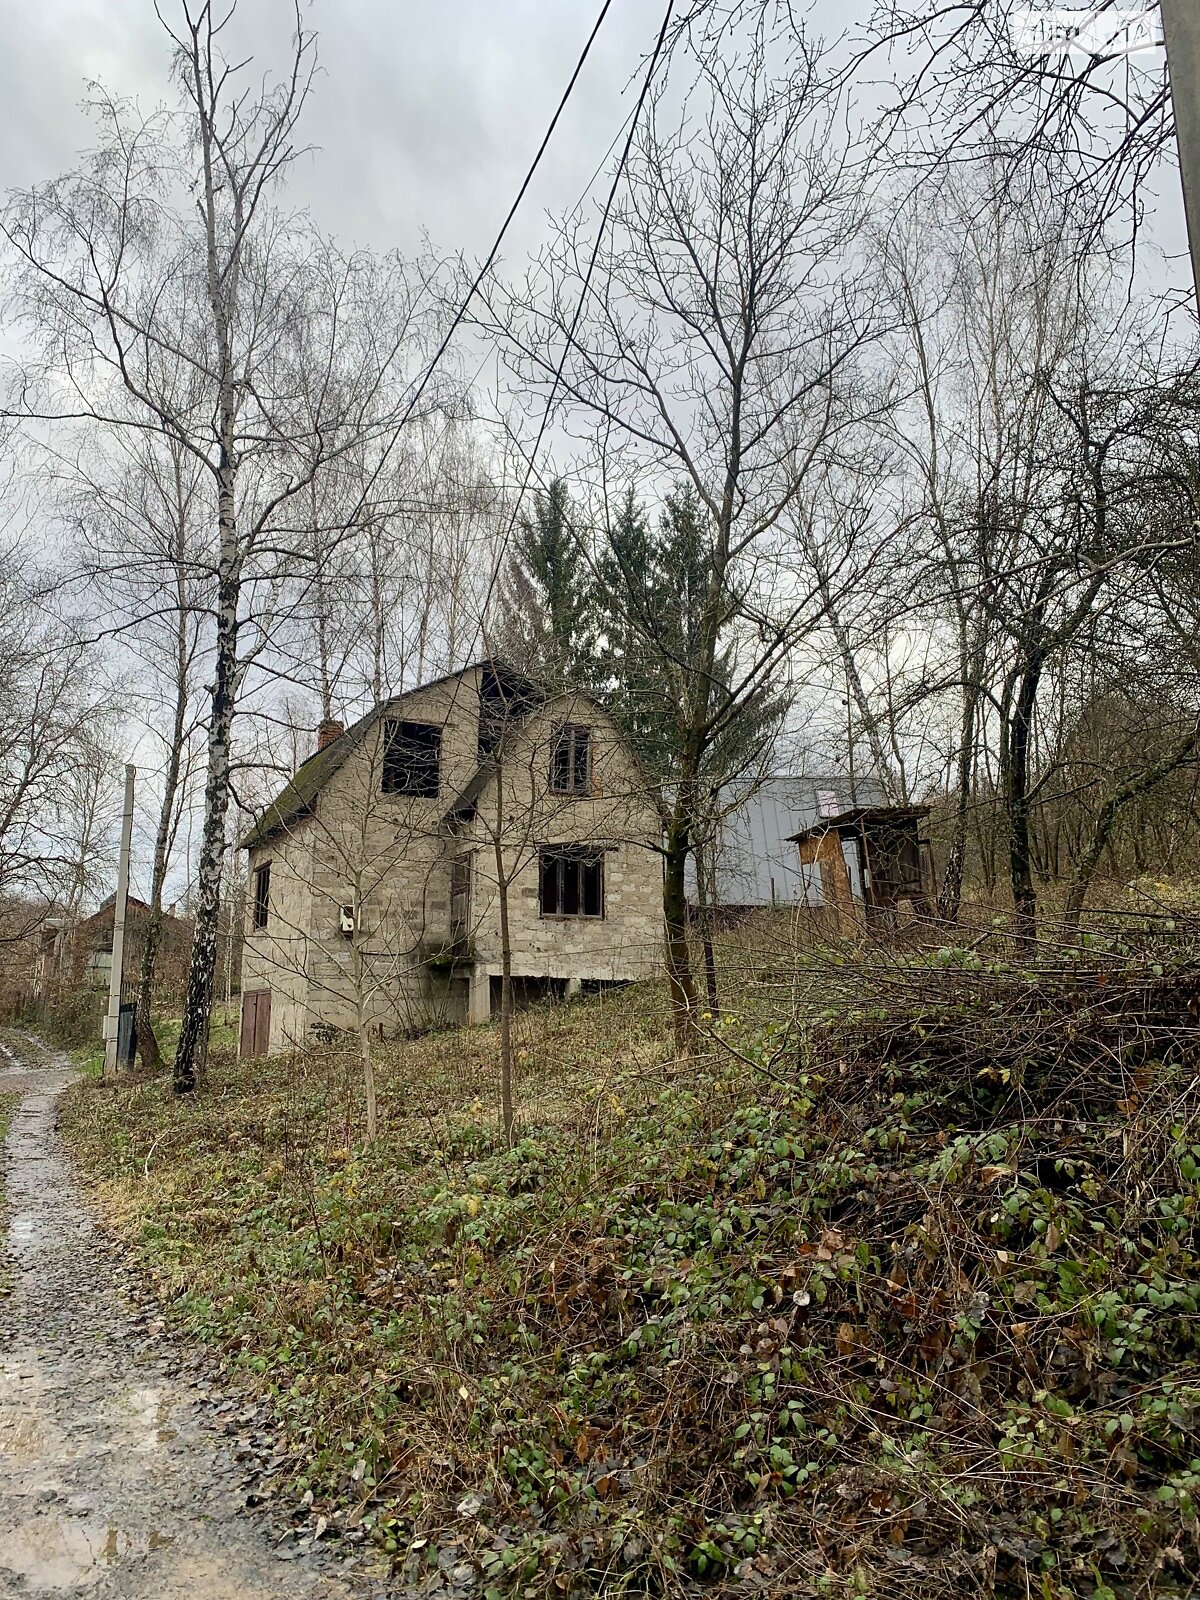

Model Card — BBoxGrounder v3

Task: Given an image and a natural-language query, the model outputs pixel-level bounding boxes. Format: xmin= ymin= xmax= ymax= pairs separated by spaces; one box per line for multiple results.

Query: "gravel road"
xmin=0 ymin=1035 xmax=373 ymax=1600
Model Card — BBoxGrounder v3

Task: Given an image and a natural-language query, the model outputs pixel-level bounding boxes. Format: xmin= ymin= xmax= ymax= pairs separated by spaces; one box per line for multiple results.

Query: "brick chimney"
xmin=316 ymin=718 xmax=345 ymax=754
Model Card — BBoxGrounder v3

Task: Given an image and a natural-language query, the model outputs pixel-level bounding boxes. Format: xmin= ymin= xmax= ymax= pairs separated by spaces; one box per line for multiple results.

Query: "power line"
xmin=474 ymin=0 xmax=677 ymax=639
xmin=340 ymin=0 xmax=619 ymax=535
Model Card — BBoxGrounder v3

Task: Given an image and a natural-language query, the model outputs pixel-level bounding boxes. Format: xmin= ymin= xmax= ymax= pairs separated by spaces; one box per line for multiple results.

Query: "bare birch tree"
xmin=3 ymin=3 xmax=425 ymax=1089
xmin=0 ymin=550 xmax=112 ymax=915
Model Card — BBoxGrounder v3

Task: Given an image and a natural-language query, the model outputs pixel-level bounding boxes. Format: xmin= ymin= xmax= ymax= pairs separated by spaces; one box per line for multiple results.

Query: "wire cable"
xmin=337 ymin=0 xmax=619 ymax=537
xmin=470 ymin=0 xmax=678 ymax=641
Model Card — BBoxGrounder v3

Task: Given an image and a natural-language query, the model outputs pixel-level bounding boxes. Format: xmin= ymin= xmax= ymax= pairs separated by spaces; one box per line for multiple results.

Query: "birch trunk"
xmin=134 ymin=720 xmax=183 ymax=1072
xmin=174 ymin=466 xmax=240 ymax=1092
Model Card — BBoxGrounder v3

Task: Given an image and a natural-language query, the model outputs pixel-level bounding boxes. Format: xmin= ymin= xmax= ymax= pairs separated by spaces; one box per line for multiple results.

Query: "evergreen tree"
xmin=595 ymin=482 xmax=787 ymax=786
xmin=594 ymin=486 xmax=671 ymax=769
xmin=495 ymin=479 xmax=595 ymax=688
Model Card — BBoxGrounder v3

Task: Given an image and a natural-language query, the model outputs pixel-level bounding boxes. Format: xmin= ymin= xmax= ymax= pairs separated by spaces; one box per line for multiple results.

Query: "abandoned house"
xmin=239 ymin=661 xmax=664 ymax=1056
xmin=35 ymin=895 xmax=192 ymax=997
xmin=789 ymin=804 xmax=935 ymax=931
xmin=686 ymin=775 xmax=889 ymax=914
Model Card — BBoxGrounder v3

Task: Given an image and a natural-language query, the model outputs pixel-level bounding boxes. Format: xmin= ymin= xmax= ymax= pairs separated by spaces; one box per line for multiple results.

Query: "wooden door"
xmin=255 ymin=989 xmax=271 ymax=1056
xmin=240 ymin=989 xmax=272 ymax=1059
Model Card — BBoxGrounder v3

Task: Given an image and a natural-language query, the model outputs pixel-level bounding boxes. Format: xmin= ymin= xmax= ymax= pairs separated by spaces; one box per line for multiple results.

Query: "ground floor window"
xmin=538 ymin=847 xmax=604 ymax=918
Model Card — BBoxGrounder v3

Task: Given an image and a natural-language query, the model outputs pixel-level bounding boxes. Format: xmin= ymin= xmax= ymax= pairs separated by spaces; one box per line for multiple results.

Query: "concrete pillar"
xmin=565 ymin=977 xmax=582 ymax=1001
xmin=468 ymin=964 xmax=491 ymax=1025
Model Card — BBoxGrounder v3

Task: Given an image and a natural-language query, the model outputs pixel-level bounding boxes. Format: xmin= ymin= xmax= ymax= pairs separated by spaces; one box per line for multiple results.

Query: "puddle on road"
xmin=126 ymin=1385 xmax=180 ymax=1449
xmin=1 ymin=1516 xmax=131 ymax=1589
xmin=2 ymin=1045 xmax=352 ymax=1600
xmin=0 ymin=1365 xmax=76 ymax=1483
xmin=0 ymin=1517 xmax=190 ymax=1590
xmin=0 ymin=1406 xmax=47 ymax=1461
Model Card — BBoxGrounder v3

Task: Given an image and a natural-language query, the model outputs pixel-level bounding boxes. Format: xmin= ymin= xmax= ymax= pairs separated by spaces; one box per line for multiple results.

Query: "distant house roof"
xmin=241 ymin=660 xmax=539 ymax=852
xmin=90 ymin=896 xmax=152 ymax=921
xmin=79 ymin=893 xmax=153 ymax=928
xmin=688 ymin=774 xmax=890 ymax=908
xmin=73 ymin=893 xmax=187 ymax=957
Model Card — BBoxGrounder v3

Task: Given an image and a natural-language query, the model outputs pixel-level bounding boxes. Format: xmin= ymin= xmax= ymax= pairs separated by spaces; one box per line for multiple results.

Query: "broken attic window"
xmin=538 ymin=847 xmax=604 ymax=918
xmin=550 ymin=724 xmax=593 ymax=794
xmin=382 ymin=720 xmax=442 ymax=797
xmin=478 ymin=666 xmax=540 ymax=756
xmin=478 ymin=667 xmax=512 ymax=755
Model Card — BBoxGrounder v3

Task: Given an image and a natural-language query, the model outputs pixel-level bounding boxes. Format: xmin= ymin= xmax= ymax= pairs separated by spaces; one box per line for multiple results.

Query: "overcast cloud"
xmin=0 ymin=0 xmax=692 ymax=271
xmin=2 ymin=2 xmax=1188 ymax=290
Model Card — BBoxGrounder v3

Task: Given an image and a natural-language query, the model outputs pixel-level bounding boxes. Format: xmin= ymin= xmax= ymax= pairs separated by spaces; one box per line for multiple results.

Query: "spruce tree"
xmin=495 ymin=479 xmax=595 ymax=689
xmin=594 ymin=486 xmax=671 ymax=771
xmin=594 ymin=481 xmax=786 ymax=784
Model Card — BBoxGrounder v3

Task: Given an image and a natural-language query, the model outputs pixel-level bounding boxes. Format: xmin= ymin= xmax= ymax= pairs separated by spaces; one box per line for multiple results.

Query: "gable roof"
xmin=440 ymin=688 xmax=649 ymax=825
xmin=240 ymin=660 xmax=540 ymax=852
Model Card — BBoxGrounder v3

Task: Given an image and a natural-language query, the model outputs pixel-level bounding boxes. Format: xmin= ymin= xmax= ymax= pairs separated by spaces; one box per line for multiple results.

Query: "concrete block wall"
xmin=241 ymin=673 xmax=664 ymax=1050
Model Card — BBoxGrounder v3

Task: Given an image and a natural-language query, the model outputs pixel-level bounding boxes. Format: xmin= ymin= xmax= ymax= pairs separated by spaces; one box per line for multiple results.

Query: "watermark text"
xmin=1009 ymin=7 xmax=1162 ymax=56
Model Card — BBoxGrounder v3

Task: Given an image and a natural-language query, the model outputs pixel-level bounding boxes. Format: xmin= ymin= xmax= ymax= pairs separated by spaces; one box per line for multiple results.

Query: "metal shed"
xmin=686 ymin=775 xmax=889 ymax=910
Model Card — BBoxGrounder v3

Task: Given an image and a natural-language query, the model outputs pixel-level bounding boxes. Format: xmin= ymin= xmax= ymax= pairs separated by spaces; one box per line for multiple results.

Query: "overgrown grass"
xmin=60 ymin=928 xmax=1200 ymax=1597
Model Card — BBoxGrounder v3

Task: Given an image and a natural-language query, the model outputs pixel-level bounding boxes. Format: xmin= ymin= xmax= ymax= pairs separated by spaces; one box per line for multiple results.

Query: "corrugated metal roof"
xmin=686 ymin=774 xmax=889 ymax=907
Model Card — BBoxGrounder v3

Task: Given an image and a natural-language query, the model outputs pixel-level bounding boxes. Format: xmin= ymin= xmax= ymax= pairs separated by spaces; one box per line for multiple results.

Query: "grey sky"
xmin=0 ymin=0 xmax=673 ymax=270
xmin=1 ymin=0 xmax=1189 ymax=902
xmin=3 ymin=2 xmax=1187 ymax=290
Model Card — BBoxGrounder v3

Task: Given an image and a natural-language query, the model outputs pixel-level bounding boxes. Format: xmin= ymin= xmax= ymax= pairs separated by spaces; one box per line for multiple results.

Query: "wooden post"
xmin=103 ymin=764 xmax=136 ymax=1083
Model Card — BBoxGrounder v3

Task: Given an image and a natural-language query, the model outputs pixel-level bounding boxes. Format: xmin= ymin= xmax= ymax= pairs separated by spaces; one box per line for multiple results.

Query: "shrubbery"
xmin=62 ymin=939 xmax=1200 ymax=1597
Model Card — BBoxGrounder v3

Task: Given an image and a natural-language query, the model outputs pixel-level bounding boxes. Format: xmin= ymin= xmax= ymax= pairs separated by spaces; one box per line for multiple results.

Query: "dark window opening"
xmin=489 ymin=975 xmax=567 ymax=1015
xmin=581 ymin=977 xmax=631 ymax=999
xmin=382 ymin=720 xmax=442 ymax=797
xmin=539 ymin=848 xmax=604 ymax=918
xmin=478 ymin=667 xmax=512 ymax=756
xmin=252 ymin=862 xmax=271 ymax=931
xmin=550 ymin=724 xmax=592 ymax=794
xmin=478 ymin=666 xmax=541 ymax=757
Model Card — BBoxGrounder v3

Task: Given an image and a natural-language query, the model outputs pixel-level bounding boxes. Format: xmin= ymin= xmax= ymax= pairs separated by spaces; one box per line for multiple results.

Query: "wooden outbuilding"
xmin=788 ymin=805 xmax=935 ymax=932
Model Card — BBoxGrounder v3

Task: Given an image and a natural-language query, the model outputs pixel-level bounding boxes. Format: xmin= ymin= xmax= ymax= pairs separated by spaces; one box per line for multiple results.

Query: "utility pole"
xmin=103 ymin=764 xmax=136 ymax=1084
xmin=1162 ymin=0 xmax=1200 ymax=314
